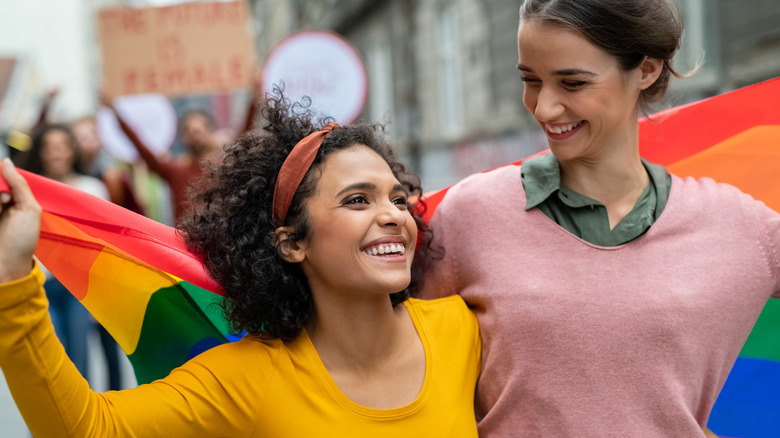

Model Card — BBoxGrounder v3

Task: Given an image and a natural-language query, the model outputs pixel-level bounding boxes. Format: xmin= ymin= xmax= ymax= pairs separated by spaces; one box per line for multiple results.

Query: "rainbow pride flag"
xmin=6 ymin=77 xmax=780 ymax=436
xmin=22 ymin=172 xmax=236 ymax=384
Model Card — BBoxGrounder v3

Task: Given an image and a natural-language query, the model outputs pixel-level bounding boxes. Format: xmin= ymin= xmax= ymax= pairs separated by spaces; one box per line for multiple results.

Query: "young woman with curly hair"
xmin=0 ymin=91 xmax=480 ymax=437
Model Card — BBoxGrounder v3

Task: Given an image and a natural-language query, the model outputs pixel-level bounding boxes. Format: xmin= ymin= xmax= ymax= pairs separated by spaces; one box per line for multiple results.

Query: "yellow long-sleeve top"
xmin=0 ymin=265 xmax=481 ymax=437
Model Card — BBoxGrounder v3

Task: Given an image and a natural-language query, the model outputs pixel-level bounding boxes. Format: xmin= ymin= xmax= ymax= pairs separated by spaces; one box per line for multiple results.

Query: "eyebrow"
xmin=517 ymin=64 xmax=596 ymax=77
xmin=335 ymin=182 xmax=409 ymax=198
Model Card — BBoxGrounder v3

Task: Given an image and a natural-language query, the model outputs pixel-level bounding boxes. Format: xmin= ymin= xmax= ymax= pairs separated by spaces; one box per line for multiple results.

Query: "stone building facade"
xmin=248 ymin=0 xmax=780 ymax=190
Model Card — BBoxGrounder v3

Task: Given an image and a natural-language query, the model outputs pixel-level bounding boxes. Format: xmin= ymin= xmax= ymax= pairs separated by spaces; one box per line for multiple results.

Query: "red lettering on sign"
xmin=143 ymin=67 xmax=159 ymax=92
xmin=123 ymin=70 xmax=139 ymax=95
xmin=153 ymin=1 xmax=244 ymax=28
xmin=163 ymin=68 xmax=189 ymax=92
xmin=120 ymin=9 xmax=147 ymax=33
xmin=156 ymin=35 xmax=187 ymax=64
xmin=192 ymin=63 xmax=207 ymax=87
xmin=229 ymin=56 xmax=244 ymax=83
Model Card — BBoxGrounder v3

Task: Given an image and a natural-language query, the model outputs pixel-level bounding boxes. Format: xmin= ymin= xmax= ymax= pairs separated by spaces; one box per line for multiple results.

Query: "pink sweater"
xmin=417 ymin=164 xmax=780 ymax=437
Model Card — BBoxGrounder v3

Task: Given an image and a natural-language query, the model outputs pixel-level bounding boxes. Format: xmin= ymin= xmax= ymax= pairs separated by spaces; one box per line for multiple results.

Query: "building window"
xmin=676 ymin=0 xmax=720 ymax=94
xmin=367 ymin=40 xmax=394 ymax=130
xmin=436 ymin=3 xmax=464 ymax=136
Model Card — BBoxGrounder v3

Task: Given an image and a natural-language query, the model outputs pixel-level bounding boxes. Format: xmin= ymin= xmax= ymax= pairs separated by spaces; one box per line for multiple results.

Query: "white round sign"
xmin=97 ymin=93 xmax=178 ymax=163
xmin=261 ymin=31 xmax=368 ymax=124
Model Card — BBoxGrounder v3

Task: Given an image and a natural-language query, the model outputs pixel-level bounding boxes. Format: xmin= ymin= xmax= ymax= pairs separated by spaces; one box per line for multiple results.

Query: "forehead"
xmin=184 ymin=113 xmax=211 ymax=128
xmin=42 ymin=129 xmax=71 ymax=145
xmin=73 ymin=119 xmax=96 ymax=130
xmin=517 ymin=19 xmax=612 ymax=67
xmin=314 ymin=145 xmax=398 ymax=193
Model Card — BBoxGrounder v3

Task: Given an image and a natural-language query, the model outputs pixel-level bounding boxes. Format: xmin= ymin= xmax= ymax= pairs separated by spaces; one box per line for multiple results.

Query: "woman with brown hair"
xmin=415 ymin=1 xmax=779 ymax=436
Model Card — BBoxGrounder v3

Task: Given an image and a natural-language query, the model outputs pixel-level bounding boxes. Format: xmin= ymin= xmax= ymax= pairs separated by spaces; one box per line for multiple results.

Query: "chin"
xmin=548 ymin=145 xmax=585 ymax=163
xmin=379 ymin=279 xmax=412 ymax=296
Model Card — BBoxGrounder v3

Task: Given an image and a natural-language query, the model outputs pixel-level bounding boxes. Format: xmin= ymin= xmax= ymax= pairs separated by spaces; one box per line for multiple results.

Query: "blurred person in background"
xmin=16 ymin=123 xmax=110 ymax=382
xmin=71 ymin=115 xmax=145 ymax=216
xmin=99 ymin=81 xmax=262 ymax=225
xmin=71 ymin=115 xmax=144 ymax=391
xmin=101 ymin=93 xmax=220 ymax=225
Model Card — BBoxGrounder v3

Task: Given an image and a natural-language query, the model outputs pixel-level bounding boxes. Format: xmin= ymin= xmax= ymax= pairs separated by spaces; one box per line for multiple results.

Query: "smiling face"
xmin=517 ymin=19 xmax=650 ymax=164
xmin=182 ymin=113 xmax=215 ymax=156
xmin=293 ymin=145 xmax=417 ymax=301
xmin=71 ymin=118 xmax=101 ymax=162
xmin=40 ymin=129 xmax=77 ymax=180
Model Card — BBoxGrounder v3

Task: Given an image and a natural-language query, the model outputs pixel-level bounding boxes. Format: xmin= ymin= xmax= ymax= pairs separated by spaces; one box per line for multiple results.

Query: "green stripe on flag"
xmin=739 ymin=299 xmax=780 ymax=362
xmin=129 ymin=283 xmax=228 ymax=384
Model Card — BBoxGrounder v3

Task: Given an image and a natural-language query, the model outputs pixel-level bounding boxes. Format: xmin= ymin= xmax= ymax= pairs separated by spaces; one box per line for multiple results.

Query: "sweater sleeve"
xmin=752 ymin=197 xmax=780 ymax=299
xmin=0 ymin=264 xmax=259 ymax=437
xmin=415 ymin=189 xmax=463 ymax=300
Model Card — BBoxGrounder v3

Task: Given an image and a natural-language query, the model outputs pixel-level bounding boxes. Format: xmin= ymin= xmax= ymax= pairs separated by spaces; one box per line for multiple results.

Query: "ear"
xmin=637 ymin=56 xmax=664 ymax=91
xmin=274 ymin=226 xmax=306 ymax=263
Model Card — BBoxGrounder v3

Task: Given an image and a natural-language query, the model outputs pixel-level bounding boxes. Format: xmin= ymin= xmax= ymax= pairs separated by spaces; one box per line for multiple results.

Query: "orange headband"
xmin=272 ymin=122 xmax=340 ymax=226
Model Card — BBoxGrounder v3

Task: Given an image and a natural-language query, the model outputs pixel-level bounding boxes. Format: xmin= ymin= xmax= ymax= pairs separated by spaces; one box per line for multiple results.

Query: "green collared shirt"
xmin=521 ymin=153 xmax=671 ymax=247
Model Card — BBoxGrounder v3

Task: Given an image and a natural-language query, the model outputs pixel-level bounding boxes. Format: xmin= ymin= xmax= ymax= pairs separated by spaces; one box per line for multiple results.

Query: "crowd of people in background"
xmin=1 ymin=85 xmax=257 ymax=393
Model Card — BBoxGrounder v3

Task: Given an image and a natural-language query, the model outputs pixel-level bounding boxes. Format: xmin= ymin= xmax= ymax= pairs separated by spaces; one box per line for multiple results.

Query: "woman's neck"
xmin=307 ymin=295 xmax=425 ymax=409
xmin=559 ymin=149 xmax=649 ymax=230
xmin=47 ymin=171 xmax=78 ymax=185
xmin=307 ymin=296 xmax=407 ymax=368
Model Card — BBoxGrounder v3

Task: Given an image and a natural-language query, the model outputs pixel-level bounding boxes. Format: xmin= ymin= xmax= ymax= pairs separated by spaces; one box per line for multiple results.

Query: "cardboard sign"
xmin=98 ymin=1 xmax=255 ymax=97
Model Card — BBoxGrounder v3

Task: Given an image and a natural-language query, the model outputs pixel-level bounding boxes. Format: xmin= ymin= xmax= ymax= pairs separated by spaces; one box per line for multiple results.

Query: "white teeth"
xmin=363 ymin=243 xmax=405 ymax=256
xmin=547 ymin=121 xmax=582 ymax=134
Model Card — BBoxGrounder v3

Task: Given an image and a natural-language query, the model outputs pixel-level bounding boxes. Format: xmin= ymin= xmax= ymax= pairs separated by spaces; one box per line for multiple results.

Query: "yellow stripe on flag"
xmin=80 ymin=248 xmax=179 ymax=355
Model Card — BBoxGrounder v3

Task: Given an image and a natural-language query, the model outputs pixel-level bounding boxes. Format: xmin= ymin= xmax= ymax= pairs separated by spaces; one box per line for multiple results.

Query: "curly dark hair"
xmin=180 ymin=89 xmax=427 ymax=341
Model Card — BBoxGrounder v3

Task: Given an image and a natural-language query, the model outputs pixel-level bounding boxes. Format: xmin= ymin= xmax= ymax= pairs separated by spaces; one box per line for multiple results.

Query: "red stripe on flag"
xmin=639 ymin=77 xmax=780 ymax=164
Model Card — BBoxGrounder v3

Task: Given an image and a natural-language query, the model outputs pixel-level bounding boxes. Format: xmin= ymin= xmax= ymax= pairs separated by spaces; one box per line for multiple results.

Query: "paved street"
xmin=0 ymin=329 xmax=137 ymax=437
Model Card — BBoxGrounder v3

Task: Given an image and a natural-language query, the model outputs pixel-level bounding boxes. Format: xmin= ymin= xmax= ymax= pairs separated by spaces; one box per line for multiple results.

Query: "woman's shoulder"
xmin=443 ymin=163 xmax=522 ymax=200
xmin=670 ymin=174 xmax=772 ymax=209
xmin=180 ymin=335 xmax=285 ymax=376
xmin=668 ymin=174 xmax=780 ymax=231
xmin=430 ymin=163 xmax=524 ymax=222
xmin=670 ymin=173 xmax=741 ymax=193
xmin=405 ymin=296 xmax=477 ymax=331
xmin=72 ymin=174 xmax=110 ymax=200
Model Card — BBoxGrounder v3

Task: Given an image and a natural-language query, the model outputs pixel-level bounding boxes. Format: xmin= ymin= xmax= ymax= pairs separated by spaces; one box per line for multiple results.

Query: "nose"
xmin=377 ymin=200 xmax=408 ymax=227
xmin=531 ymin=85 xmax=564 ymax=122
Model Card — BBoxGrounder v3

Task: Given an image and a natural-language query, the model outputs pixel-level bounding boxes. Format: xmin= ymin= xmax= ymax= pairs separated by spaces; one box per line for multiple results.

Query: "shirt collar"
xmin=522 ymin=152 xmax=561 ymax=210
xmin=521 ymin=152 xmax=669 ymax=211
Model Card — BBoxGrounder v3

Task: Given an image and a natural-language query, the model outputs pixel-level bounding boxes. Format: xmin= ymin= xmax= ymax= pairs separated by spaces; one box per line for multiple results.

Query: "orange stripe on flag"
xmin=667 ymin=125 xmax=780 ymax=212
xmin=37 ymin=212 xmax=102 ymax=300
